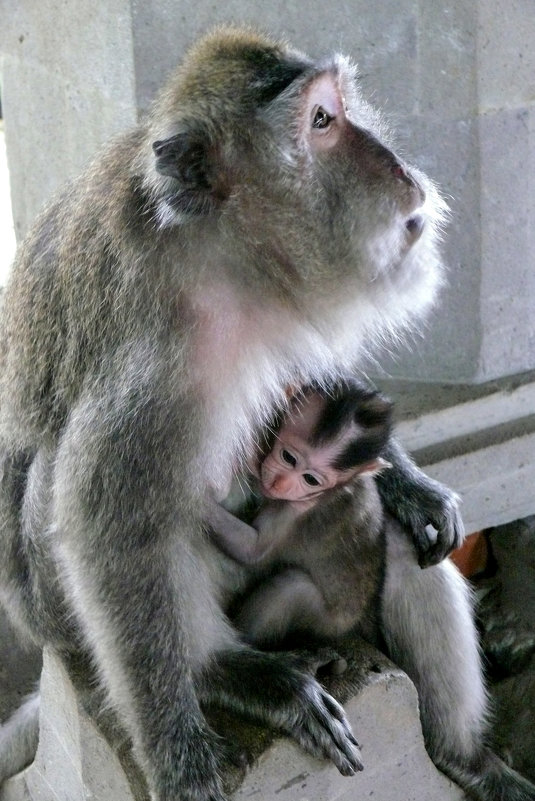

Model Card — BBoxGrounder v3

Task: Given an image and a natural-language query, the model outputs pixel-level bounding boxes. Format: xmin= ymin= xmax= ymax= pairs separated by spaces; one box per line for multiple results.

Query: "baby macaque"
xmin=209 ymin=384 xmax=535 ymax=801
xmin=207 ymin=380 xmax=392 ymax=645
xmin=208 ymin=380 xmax=391 ymax=574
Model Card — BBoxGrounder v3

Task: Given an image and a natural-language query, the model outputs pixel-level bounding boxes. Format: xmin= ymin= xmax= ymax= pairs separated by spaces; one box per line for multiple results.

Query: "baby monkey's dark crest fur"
xmin=306 ymin=380 xmax=393 ymax=470
xmin=0 ymin=27 xmax=469 ymax=801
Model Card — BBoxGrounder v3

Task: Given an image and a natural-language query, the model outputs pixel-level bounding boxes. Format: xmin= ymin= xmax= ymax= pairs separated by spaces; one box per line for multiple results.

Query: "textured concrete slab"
xmin=0 ymin=128 xmax=16 ymax=286
xmin=233 ymin=674 xmax=462 ymax=801
xmin=1 ymin=643 xmax=463 ymax=801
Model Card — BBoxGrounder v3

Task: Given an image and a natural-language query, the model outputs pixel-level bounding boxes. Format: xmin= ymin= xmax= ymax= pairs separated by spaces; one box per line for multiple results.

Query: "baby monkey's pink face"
xmin=259 ymin=395 xmax=360 ymax=503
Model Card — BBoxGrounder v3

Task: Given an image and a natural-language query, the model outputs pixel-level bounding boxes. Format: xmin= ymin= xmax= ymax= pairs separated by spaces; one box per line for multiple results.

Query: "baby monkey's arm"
xmin=205 ymin=497 xmax=279 ymax=564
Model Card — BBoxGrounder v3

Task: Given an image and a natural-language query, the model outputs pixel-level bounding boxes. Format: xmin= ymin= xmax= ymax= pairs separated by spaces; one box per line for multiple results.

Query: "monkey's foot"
xmin=199 ymin=648 xmax=363 ymax=777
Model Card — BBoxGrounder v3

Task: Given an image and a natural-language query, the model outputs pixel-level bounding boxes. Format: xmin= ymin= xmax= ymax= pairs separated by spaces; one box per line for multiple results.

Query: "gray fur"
xmin=382 ymin=521 xmax=535 ymax=800
xmin=233 ymin=478 xmax=385 ymax=647
xmin=0 ymin=693 xmax=40 ymax=784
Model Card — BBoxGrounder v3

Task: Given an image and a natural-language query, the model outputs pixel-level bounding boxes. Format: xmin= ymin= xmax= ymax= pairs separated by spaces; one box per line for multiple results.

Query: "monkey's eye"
xmin=281 ymin=449 xmax=297 ymax=467
xmin=303 ymin=473 xmax=321 ymax=487
xmin=312 ymin=106 xmax=334 ymax=130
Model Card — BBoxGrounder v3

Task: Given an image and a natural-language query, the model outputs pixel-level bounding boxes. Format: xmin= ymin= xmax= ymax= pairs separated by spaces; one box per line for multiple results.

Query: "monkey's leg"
xmin=234 ymin=568 xmax=329 ymax=647
xmin=52 ymin=399 xmax=228 ymax=801
xmin=198 ymin=643 xmax=363 ymax=776
xmin=381 ymin=516 xmax=535 ymax=801
xmin=0 ymin=692 xmax=40 ymax=785
xmin=0 ymin=450 xmax=38 ymax=634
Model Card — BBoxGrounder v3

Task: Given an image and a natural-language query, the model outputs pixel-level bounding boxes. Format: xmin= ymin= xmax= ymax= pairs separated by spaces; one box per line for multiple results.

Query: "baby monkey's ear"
xmin=354 ymin=392 xmax=394 ymax=429
xmin=355 ymin=457 xmax=393 ymax=477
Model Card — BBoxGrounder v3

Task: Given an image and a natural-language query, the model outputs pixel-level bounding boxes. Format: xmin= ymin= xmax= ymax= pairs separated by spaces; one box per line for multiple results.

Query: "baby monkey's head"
xmin=259 ymin=381 xmax=393 ymax=503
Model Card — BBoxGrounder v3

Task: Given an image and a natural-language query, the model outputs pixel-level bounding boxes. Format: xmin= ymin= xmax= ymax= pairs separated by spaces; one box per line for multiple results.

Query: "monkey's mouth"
xmin=405 ymin=214 xmax=425 ymax=243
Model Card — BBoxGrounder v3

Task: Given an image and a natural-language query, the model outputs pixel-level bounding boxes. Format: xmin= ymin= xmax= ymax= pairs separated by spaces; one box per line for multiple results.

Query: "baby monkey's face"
xmin=259 ymin=394 xmax=358 ymax=503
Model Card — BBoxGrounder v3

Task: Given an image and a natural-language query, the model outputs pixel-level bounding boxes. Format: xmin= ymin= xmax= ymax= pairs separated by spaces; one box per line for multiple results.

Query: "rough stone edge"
xmin=1 ymin=640 xmax=463 ymax=801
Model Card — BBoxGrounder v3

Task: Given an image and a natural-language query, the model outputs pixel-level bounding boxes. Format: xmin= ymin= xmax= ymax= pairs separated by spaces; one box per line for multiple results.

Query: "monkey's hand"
xmin=283 ymin=671 xmax=364 ymax=776
xmin=378 ymin=438 xmax=465 ymax=567
xmin=200 ymin=649 xmax=363 ymax=776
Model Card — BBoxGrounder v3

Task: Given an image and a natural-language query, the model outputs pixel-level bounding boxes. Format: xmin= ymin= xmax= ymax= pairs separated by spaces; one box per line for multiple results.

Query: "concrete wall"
xmin=0 ymin=0 xmax=534 ymax=384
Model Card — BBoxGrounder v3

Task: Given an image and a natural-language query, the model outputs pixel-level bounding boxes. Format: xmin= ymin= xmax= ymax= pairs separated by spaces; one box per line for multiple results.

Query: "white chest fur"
xmin=187 ymin=279 xmax=377 ymax=496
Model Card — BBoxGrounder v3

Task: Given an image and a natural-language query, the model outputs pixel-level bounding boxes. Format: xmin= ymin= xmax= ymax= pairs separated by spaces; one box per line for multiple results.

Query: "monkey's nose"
xmin=270 ymin=475 xmax=287 ymax=492
xmin=405 ymin=214 xmax=425 ymax=242
xmin=391 ymin=163 xmax=426 ymax=209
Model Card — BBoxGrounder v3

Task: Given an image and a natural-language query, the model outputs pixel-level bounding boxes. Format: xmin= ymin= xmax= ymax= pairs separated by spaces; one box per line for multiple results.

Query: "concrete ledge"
xmin=1 ymin=642 xmax=462 ymax=801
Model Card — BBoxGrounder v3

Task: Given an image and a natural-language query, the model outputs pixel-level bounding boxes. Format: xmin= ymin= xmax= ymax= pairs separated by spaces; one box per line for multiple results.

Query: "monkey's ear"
xmin=355 ymin=457 xmax=392 ymax=477
xmin=354 ymin=393 xmax=394 ymax=428
xmin=152 ymin=134 xmax=210 ymax=189
xmin=151 ymin=133 xmax=220 ymax=222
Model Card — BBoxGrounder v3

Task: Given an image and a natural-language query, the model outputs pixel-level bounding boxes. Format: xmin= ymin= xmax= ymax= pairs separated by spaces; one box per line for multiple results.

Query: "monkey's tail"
xmin=0 ymin=692 xmax=40 ymax=785
xmin=438 ymin=748 xmax=535 ymax=801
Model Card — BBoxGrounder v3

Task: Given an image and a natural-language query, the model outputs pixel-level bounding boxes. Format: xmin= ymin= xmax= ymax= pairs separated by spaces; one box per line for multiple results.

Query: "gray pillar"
xmin=0 ymin=0 xmax=138 ymax=240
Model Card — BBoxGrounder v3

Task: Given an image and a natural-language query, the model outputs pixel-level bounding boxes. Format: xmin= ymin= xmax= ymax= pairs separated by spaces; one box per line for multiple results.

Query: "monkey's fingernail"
xmin=330 ymin=657 xmax=348 ymax=675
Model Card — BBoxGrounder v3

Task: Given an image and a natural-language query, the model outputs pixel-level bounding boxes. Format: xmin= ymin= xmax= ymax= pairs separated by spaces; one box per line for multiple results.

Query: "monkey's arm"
xmin=376 ymin=437 xmax=464 ymax=567
xmin=206 ymin=497 xmax=291 ymax=564
xmin=206 ymin=499 xmax=266 ymax=563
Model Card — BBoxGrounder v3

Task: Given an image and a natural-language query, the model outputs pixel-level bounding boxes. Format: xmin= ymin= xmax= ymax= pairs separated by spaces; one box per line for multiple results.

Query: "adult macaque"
xmin=0 ymin=27 xmax=463 ymax=800
xmin=213 ymin=384 xmax=535 ymax=801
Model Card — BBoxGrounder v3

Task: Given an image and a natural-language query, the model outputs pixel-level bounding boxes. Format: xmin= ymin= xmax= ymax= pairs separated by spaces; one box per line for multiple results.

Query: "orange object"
xmin=450 ymin=531 xmax=488 ymax=577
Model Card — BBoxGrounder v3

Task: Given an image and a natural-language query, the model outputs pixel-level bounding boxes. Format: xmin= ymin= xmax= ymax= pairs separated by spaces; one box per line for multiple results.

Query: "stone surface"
xmin=0 ymin=128 xmax=16 ymax=286
xmin=232 ymin=673 xmax=462 ymax=801
xmin=0 ymin=642 xmax=463 ymax=801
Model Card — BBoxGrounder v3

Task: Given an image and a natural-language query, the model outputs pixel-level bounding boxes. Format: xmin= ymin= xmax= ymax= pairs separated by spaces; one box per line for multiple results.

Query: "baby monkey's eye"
xmin=281 ymin=449 xmax=297 ymax=467
xmin=303 ymin=473 xmax=320 ymax=487
xmin=312 ymin=106 xmax=334 ymax=130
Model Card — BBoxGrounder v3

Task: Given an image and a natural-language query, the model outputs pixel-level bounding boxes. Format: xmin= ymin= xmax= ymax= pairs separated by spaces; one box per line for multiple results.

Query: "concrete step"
xmin=1 ymin=643 xmax=462 ymax=801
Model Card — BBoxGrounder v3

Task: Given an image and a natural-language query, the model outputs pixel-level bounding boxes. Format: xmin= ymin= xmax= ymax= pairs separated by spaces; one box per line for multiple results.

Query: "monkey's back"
xmin=0 ymin=128 xmax=185 ymax=448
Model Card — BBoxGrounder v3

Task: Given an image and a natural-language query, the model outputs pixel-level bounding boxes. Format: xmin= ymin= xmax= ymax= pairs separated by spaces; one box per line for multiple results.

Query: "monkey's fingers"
xmin=319 ymin=690 xmax=361 ymax=751
xmin=378 ymin=442 xmax=466 ymax=566
xmin=200 ymin=650 xmax=361 ymax=776
xmin=417 ymin=495 xmax=465 ymax=568
xmin=287 ymin=646 xmax=345 ymax=676
xmin=289 ymin=679 xmax=363 ymax=776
